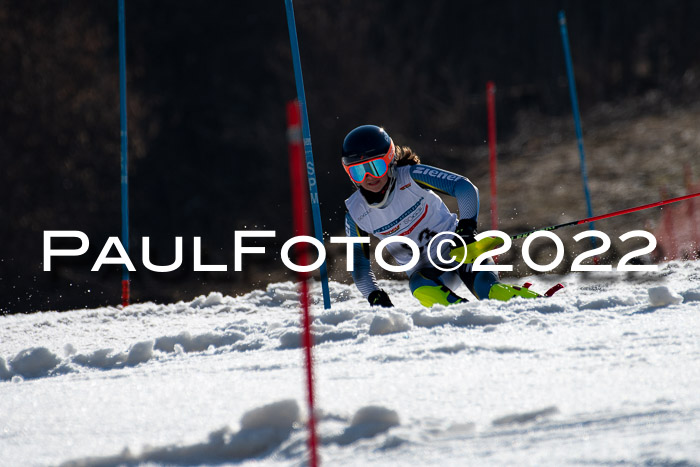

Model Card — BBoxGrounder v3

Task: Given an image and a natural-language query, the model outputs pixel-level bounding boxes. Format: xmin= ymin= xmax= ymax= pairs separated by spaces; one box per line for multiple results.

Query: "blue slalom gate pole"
xmin=284 ymin=0 xmax=331 ymax=310
xmin=118 ymin=0 xmax=130 ymax=306
xmin=559 ymin=10 xmax=597 ymax=240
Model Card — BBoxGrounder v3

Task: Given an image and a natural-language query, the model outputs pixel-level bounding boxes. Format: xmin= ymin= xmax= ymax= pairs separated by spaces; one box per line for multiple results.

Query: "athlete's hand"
xmin=368 ymin=290 xmax=393 ymax=307
xmin=454 ymin=218 xmax=477 ymax=244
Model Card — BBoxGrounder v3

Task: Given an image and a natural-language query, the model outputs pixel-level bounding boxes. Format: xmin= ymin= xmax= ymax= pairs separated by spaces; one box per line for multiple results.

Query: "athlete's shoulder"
xmin=409 ymin=164 xmax=461 ymax=178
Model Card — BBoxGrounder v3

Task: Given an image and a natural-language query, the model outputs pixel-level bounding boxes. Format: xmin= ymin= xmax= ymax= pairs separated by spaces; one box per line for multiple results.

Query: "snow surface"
xmin=1 ymin=261 xmax=700 ymax=466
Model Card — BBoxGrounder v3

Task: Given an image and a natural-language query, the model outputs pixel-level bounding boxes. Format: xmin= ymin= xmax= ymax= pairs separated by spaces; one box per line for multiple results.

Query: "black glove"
xmin=450 ymin=218 xmax=479 ymax=266
xmin=455 ymin=218 xmax=477 ymax=244
xmin=368 ymin=289 xmax=393 ymax=308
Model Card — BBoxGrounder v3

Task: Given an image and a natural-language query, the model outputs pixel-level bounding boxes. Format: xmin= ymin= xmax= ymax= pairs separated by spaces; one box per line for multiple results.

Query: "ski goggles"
xmin=343 ymin=142 xmax=395 ymax=183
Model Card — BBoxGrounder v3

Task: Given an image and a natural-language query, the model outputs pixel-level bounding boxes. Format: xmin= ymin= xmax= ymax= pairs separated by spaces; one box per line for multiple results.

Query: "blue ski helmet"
xmin=341 ymin=125 xmax=394 ymax=167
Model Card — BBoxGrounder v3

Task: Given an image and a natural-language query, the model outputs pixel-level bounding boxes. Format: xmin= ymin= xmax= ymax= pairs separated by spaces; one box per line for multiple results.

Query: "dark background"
xmin=2 ymin=0 xmax=700 ymax=314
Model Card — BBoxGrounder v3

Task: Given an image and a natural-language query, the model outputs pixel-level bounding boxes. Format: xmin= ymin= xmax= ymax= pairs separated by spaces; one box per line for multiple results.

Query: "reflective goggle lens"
xmin=347 ymin=158 xmax=389 ymax=183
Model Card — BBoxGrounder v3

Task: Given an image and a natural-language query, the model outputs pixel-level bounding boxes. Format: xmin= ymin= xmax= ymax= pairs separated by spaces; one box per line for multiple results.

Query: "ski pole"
xmin=510 ymin=192 xmax=700 ymax=241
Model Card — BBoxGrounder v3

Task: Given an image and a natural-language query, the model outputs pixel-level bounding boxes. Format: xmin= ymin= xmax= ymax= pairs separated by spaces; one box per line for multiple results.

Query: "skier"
xmin=342 ymin=124 xmax=543 ymax=308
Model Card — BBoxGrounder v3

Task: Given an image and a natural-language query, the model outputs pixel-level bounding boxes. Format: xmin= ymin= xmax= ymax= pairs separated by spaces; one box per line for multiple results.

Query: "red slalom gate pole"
xmin=685 ymin=165 xmax=699 ymax=252
xmin=286 ymin=100 xmax=311 ymax=238
xmin=486 ymin=81 xmax=498 ymax=232
xmin=287 ymin=99 xmax=319 ymax=467
xmin=121 ymin=280 xmax=130 ymax=307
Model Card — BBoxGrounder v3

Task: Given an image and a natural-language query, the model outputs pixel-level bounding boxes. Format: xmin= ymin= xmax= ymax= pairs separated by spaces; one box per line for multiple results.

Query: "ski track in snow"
xmin=1 ymin=261 xmax=700 ymax=466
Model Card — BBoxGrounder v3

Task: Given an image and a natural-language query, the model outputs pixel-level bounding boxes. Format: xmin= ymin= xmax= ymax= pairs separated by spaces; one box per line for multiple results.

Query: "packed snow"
xmin=1 ymin=261 xmax=700 ymax=466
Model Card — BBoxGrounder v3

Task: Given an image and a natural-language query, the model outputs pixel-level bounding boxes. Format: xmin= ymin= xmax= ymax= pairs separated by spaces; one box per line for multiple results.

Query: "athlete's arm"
xmin=344 ymin=212 xmax=380 ymax=299
xmin=408 ymin=164 xmax=479 ymax=221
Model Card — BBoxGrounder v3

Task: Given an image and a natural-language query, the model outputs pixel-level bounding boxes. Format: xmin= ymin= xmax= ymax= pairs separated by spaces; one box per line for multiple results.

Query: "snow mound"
xmin=240 ymin=282 xmax=302 ymax=308
xmin=350 ymin=405 xmax=400 ymax=427
xmin=0 ymin=347 xmax=70 ymax=381
xmin=411 ymin=308 xmax=506 ymax=328
xmin=578 ymin=295 xmax=638 ymax=310
xmin=326 ymin=406 xmax=400 ymax=446
xmin=240 ymin=399 xmax=299 ymax=430
xmin=428 ymin=342 xmax=533 ymax=356
xmin=430 ymin=342 xmax=468 ymax=354
xmin=492 ymin=406 xmax=559 ymax=426
xmin=648 ymin=286 xmax=684 ymax=307
xmin=317 ymin=309 xmax=358 ymax=325
xmin=2 ymin=341 xmax=155 ymax=381
xmin=368 ymin=311 xmax=413 ymax=336
xmin=189 ymin=291 xmax=227 ymax=308
xmin=453 ymin=309 xmax=507 ymax=327
xmin=154 ymin=330 xmax=245 ymax=353
xmin=73 ymin=341 xmax=154 ymax=370
xmin=5 ymin=347 xmax=62 ymax=379
xmin=681 ymin=288 xmax=700 ymax=302
xmin=60 ymin=400 xmax=300 ymax=467
xmin=278 ymin=328 xmax=359 ymax=349
xmin=126 ymin=341 xmax=154 ymax=366
xmin=529 ymin=302 xmax=569 ymax=314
